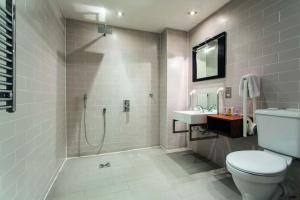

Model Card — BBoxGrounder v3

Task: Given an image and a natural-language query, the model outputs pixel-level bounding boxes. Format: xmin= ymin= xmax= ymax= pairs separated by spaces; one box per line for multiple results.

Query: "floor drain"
xmin=99 ymin=162 xmax=111 ymax=169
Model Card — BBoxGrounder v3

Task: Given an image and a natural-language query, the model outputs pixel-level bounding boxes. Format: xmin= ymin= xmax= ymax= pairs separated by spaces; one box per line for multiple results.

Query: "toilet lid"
xmin=226 ymin=151 xmax=287 ymax=176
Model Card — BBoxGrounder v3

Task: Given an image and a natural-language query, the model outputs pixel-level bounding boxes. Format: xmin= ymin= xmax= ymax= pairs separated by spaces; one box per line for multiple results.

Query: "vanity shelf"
xmin=207 ymin=114 xmax=243 ymax=138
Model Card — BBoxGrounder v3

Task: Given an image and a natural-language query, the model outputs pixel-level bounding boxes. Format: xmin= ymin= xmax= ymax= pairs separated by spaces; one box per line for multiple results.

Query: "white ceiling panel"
xmin=57 ymin=0 xmax=230 ymax=33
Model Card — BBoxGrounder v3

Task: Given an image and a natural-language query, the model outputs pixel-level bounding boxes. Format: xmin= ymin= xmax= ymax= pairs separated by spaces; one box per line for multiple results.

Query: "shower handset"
xmin=82 ymin=94 xmax=107 ymax=153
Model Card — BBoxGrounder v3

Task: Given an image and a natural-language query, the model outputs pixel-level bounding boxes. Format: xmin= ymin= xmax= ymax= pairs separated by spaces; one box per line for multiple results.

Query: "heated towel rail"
xmin=0 ymin=0 xmax=16 ymax=113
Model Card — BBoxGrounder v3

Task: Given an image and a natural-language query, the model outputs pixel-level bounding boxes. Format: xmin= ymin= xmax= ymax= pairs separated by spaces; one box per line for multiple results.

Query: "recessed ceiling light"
xmin=117 ymin=11 xmax=124 ymax=17
xmin=188 ymin=11 xmax=197 ymax=16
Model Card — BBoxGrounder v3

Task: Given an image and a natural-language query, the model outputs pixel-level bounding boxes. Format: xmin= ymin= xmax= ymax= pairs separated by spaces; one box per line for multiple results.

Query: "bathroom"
xmin=0 ymin=0 xmax=300 ymax=199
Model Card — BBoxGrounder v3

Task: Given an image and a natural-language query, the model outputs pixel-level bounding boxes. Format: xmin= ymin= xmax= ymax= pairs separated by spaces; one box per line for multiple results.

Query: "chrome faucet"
xmin=196 ymin=105 xmax=205 ymax=112
xmin=207 ymin=104 xmax=216 ymax=112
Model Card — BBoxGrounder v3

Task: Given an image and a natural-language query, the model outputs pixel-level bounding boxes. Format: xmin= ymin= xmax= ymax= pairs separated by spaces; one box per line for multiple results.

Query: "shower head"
xmin=98 ymin=24 xmax=112 ymax=36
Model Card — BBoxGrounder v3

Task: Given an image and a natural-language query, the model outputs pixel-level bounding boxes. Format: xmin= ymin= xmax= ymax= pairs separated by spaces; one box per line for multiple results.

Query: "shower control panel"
xmin=123 ymin=100 xmax=130 ymax=112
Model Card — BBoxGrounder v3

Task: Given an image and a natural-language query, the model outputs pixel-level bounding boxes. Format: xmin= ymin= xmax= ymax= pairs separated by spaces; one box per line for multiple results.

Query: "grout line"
xmin=67 ymin=145 xmax=161 ymax=160
xmin=64 ymin=12 xmax=68 ymax=162
xmin=43 ymin=158 xmax=67 ymax=200
xmin=163 ymin=147 xmax=192 ymax=153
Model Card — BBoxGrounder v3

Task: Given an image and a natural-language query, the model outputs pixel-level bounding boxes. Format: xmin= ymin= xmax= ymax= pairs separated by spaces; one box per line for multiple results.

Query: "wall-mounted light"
xmin=188 ymin=10 xmax=197 ymax=16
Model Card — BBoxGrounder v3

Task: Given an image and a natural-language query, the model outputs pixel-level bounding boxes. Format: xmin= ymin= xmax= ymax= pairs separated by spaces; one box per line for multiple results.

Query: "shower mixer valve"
xmin=123 ymin=100 xmax=130 ymax=112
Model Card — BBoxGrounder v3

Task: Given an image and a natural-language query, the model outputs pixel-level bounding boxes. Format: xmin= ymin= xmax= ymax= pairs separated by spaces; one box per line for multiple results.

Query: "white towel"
xmin=239 ymin=74 xmax=260 ymax=98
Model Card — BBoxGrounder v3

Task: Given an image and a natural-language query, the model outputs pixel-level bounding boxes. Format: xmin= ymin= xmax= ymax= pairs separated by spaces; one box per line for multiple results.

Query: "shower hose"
xmin=83 ymin=95 xmax=106 ymax=153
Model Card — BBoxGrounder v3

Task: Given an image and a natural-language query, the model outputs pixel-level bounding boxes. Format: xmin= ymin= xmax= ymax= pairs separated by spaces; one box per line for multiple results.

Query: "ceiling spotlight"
xmin=188 ymin=10 xmax=197 ymax=16
xmin=117 ymin=11 xmax=124 ymax=17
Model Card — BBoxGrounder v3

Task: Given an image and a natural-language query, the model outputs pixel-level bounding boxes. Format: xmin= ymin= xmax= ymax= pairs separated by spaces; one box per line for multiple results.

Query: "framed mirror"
xmin=192 ymin=32 xmax=226 ymax=82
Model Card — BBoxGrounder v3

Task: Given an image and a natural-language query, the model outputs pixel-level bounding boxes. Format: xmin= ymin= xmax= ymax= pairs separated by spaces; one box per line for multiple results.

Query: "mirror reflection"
xmin=196 ymin=40 xmax=218 ymax=79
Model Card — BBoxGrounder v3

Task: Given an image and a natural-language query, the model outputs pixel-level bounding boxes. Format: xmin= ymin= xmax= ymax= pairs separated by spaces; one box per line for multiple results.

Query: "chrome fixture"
xmin=207 ymin=104 xmax=217 ymax=112
xmin=196 ymin=105 xmax=205 ymax=112
xmin=83 ymin=94 xmax=107 ymax=154
xmin=99 ymin=162 xmax=110 ymax=168
xmin=123 ymin=100 xmax=130 ymax=112
xmin=83 ymin=94 xmax=87 ymax=108
xmin=195 ymin=104 xmax=216 ymax=112
xmin=0 ymin=0 xmax=16 ymax=113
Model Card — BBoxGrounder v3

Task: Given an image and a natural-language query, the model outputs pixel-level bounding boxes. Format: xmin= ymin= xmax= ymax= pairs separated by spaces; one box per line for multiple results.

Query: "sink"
xmin=173 ymin=110 xmax=217 ymax=124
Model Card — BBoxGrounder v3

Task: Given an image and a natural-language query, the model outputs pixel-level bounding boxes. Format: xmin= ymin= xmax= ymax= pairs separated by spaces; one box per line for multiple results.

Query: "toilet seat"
xmin=226 ymin=150 xmax=287 ymax=176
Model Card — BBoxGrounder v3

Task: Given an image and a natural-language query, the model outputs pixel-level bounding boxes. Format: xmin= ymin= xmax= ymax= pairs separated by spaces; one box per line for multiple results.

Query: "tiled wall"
xmin=189 ymin=0 xmax=300 ymax=110
xmin=188 ymin=0 xmax=300 ymax=194
xmin=159 ymin=31 xmax=168 ymax=147
xmin=66 ymin=19 xmax=160 ymax=157
xmin=0 ymin=0 xmax=66 ymax=200
xmin=160 ymin=29 xmax=188 ymax=149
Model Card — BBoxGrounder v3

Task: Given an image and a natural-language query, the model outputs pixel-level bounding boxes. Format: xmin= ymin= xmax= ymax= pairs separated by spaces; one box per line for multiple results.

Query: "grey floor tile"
xmin=46 ymin=148 xmax=241 ymax=200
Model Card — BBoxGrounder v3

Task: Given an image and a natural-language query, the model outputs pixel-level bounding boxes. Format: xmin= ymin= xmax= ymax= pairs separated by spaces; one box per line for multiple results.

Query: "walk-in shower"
xmin=65 ymin=19 xmax=160 ymax=157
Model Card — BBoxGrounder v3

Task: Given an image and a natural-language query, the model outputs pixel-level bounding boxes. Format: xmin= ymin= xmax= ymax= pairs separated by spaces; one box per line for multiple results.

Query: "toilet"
xmin=226 ymin=109 xmax=300 ymax=200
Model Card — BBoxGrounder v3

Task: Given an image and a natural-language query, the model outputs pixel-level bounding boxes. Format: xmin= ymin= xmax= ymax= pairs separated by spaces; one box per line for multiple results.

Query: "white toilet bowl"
xmin=226 ymin=150 xmax=288 ymax=200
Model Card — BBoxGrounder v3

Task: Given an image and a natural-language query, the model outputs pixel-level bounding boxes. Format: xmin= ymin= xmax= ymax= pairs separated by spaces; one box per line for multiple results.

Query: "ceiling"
xmin=57 ymin=0 xmax=230 ymax=33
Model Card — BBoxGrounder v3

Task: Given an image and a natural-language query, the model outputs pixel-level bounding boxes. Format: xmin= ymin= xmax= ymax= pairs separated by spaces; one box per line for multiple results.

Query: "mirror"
xmin=192 ymin=32 xmax=226 ymax=82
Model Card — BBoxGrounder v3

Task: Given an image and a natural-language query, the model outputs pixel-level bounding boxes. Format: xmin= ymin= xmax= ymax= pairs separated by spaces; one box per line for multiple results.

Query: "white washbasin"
xmin=173 ymin=110 xmax=217 ymax=124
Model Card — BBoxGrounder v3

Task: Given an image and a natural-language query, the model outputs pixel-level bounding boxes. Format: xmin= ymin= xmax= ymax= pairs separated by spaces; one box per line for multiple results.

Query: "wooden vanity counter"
xmin=207 ymin=114 xmax=243 ymax=138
